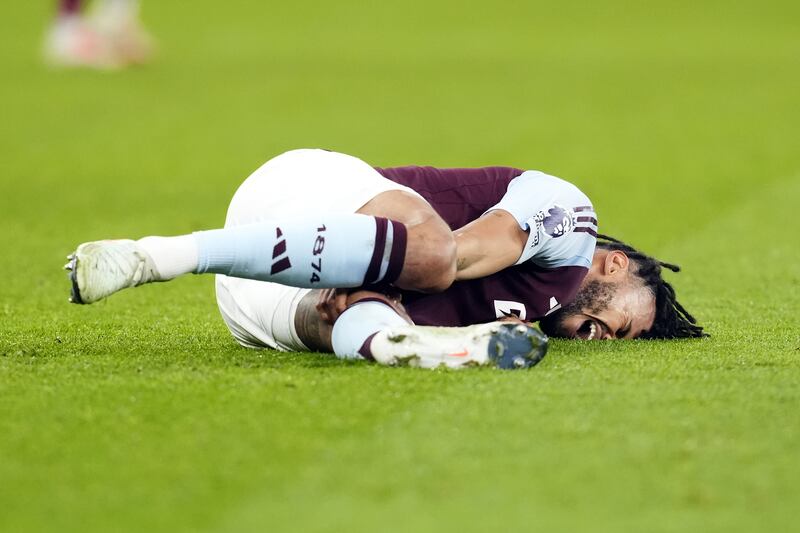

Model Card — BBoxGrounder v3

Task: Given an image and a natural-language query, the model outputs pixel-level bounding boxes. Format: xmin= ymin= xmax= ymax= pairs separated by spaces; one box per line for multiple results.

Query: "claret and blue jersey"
xmin=375 ymin=165 xmax=598 ymax=327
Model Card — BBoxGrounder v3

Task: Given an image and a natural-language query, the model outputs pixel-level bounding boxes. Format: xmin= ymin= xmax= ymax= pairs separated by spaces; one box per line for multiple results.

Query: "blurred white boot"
xmin=92 ymin=0 xmax=155 ymax=65
xmin=43 ymin=14 xmax=120 ymax=69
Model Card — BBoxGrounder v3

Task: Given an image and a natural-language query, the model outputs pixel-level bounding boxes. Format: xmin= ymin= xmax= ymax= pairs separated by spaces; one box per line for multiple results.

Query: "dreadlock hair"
xmin=596 ymin=234 xmax=707 ymax=339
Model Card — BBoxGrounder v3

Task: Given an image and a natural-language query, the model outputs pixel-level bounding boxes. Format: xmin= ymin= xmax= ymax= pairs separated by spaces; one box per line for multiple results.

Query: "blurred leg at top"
xmin=44 ymin=0 xmax=155 ymax=69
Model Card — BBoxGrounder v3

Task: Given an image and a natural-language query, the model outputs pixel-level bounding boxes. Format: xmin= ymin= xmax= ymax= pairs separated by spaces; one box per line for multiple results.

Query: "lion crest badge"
xmin=529 ymin=204 xmax=575 ymax=247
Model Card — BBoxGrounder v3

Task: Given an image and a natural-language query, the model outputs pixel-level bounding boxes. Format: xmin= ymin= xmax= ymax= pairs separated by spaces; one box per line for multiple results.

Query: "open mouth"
xmin=576 ymin=320 xmax=598 ymax=340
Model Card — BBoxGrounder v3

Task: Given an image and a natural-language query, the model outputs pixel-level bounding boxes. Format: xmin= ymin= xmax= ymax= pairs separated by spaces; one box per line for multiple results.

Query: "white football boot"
xmin=65 ymin=240 xmax=160 ymax=304
xmin=368 ymin=322 xmax=548 ymax=370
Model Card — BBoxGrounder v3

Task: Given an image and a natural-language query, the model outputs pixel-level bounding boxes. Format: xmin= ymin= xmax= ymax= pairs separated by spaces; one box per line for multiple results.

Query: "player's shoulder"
xmin=495 ymin=170 xmax=597 ymax=268
xmin=510 ymin=170 xmax=593 ymax=207
xmin=497 ymin=169 xmax=597 ymax=232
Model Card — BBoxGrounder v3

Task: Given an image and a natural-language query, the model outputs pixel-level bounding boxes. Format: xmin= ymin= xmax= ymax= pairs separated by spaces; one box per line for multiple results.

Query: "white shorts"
xmin=214 ymin=149 xmax=420 ymax=352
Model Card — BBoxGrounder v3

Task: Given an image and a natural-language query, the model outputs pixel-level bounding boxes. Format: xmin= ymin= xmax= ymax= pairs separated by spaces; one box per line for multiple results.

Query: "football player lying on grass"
xmin=65 ymin=149 xmax=705 ymax=370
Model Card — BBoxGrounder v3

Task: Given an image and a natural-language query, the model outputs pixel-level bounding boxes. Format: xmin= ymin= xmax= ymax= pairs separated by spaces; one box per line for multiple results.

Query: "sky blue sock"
xmin=193 ymin=214 xmax=406 ymax=288
xmin=331 ymin=300 xmax=410 ymax=360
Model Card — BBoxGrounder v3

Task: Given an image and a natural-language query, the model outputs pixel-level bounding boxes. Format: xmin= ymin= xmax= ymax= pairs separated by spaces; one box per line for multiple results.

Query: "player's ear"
xmin=603 ymin=250 xmax=630 ymax=276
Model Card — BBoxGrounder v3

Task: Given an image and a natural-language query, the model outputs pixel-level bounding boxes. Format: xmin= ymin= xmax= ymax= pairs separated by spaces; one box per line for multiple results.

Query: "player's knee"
xmin=400 ymin=220 xmax=457 ymax=292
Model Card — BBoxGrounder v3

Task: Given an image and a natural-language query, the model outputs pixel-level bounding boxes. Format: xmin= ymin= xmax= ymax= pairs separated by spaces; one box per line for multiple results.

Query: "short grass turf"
xmin=1 ymin=1 xmax=799 ymax=532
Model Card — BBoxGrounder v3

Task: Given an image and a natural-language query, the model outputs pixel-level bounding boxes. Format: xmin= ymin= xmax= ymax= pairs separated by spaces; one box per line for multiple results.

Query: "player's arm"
xmin=453 ymin=171 xmax=597 ymax=281
xmin=453 ymin=210 xmax=528 ymax=280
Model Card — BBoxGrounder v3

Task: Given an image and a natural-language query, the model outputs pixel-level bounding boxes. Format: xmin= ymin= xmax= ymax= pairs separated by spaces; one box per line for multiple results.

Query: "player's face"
xmin=539 ymin=280 xmax=655 ymax=340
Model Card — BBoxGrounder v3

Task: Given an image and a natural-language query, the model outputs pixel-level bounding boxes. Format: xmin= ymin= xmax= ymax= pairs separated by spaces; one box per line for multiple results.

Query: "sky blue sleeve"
xmin=485 ymin=171 xmax=598 ymax=268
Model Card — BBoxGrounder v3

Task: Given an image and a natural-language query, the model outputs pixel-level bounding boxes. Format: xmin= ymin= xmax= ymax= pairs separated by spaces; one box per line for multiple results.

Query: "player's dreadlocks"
xmin=596 ymin=234 xmax=707 ymax=339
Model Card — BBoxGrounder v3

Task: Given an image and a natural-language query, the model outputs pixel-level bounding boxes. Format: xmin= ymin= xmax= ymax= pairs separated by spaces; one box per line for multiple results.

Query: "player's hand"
xmin=316 ymin=289 xmax=413 ymax=325
xmin=316 ymin=288 xmax=350 ymax=324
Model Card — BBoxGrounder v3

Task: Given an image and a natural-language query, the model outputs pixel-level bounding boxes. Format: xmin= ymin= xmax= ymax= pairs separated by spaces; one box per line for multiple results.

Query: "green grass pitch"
xmin=1 ymin=1 xmax=799 ymax=531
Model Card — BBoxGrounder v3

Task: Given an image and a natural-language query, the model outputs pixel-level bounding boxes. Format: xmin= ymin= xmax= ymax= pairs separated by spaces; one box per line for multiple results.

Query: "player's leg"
xmin=214 ymin=282 xmax=546 ymax=370
xmin=215 ymin=276 xmax=312 ymax=352
xmin=159 ymin=186 xmax=458 ymax=294
xmin=293 ymin=290 xmax=548 ymax=370
xmin=212 ymin=152 xmax=457 ymax=293
xmin=356 ymin=189 xmax=456 ymax=292
xmin=44 ymin=0 xmax=152 ymax=68
xmin=66 ymin=212 xmax=409 ymax=303
xmin=67 ymin=150 xmax=458 ymax=304
xmin=93 ymin=0 xmax=155 ymax=65
xmin=186 ymin=188 xmax=456 ymax=293
xmin=60 ymin=0 xmax=82 ymax=14
xmin=44 ymin=0 xmax=118 ymax=68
